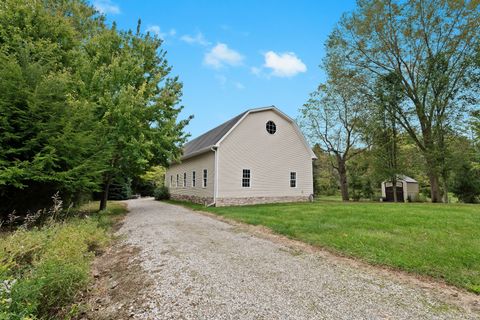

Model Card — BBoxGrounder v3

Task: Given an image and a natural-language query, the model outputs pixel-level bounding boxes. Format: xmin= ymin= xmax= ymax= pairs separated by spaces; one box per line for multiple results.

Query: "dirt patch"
xmin=75 ymin=243 xmax=153 ymax=320
xmin=193 ymin=209 xmax=480 ymax=314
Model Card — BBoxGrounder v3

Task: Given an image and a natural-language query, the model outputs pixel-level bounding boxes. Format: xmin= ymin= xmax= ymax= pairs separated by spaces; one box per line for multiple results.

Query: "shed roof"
xmin=399 ymin=175 xmax=418 ymax=183
xmin=384 ymin=175 xmax=418 ymax=183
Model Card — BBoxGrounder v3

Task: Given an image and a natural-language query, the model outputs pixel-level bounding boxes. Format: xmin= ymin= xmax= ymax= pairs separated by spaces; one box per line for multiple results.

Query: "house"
xmin=381 ymin=175 xmax=419 ymax=202
xmin=165 ymin=106 xmax=317 ymax=206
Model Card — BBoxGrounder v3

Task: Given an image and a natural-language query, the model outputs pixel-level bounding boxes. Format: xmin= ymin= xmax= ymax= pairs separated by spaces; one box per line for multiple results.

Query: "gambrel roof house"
xmin=166 ymin=106 xmax=317 ymax=206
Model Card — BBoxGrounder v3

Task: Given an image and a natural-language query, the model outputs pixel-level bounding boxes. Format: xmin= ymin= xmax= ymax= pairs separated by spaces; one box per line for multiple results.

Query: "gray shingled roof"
xmin=398 ymin=175 xmax=418 ymax=183
xmin=182 ymin=111 xmax=248 ymax=159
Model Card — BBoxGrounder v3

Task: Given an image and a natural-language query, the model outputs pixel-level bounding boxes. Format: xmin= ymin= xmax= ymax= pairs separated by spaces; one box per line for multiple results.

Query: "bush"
xmin=154 ymin=186 xmax=170 ymax=200
xmin=0 ymin=216 xmax=112 ymax=319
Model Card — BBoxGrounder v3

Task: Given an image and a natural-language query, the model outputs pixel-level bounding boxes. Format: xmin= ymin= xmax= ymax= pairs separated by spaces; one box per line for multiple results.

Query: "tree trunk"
xmin=99 ymin=176 xmax=111 ymax=211
xmin=392 ymin=175 xmax=398 ymax=203
xmin=337 ymin=158 xmax=349 ymax=201
xmin=427 ymin=171 xmax=442 ymax=203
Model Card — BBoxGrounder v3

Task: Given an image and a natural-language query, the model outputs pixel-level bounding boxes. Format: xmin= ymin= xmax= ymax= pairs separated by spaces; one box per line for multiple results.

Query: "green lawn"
xmin=169 ymin=200 xmax=480 ymax=294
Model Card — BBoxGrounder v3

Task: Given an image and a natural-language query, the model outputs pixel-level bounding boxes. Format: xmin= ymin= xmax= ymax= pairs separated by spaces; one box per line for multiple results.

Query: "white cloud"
xmin=146 ymin=26 xmax=176 ymax=40
xmin=204 ymin=43 xmax=244 ymax=69
xmin=146 ymin=25 xmax=162 ymax=37
xmin=180 ymin=33 xmax=210 ymax=46
xmin=93 ymin=0 xmax=120 ymax=15
xmin=250 ymin=66 xmax=262 ymax=76
xmin=263 ymin=51 xmax=307 ymax=77
xmin=234 ymin=82 xmax=245 ymax=90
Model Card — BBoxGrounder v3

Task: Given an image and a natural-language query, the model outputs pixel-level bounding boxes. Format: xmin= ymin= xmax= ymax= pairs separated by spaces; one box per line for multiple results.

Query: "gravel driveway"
xmin=117 ymin=198 xmax=478 ymax=320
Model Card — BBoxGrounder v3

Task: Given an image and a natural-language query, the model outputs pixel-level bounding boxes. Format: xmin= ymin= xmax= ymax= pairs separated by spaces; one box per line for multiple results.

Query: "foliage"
xmin=177 ymin=200 xmax=480 ymax=294
xmin=0 ymin=201 xmax=125 ymax=319
xmin=0 ymin=0 xmax=189 ymax=215
xmin=154 ymin=185 xmax=170 ymax=200
xmin=451 ymin=162 xmax=480 ymax=203
xmin=300 ymin=65 xmax=369 ymax=201
xmin=312 ymin=146 xmax=339 ymax=196
xmin=133 ymin=166 xmax=166 ymax=197
xmin=324 ymin=0 xmax=480 ymax=202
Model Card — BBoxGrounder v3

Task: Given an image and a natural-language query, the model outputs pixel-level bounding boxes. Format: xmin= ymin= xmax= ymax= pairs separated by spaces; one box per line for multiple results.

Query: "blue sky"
xmin=91 ymin=0 xmax=357 ymax=139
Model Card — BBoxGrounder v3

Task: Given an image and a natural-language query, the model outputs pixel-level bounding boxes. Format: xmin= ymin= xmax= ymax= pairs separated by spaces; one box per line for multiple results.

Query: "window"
xmin=242 ymin=169 xmax=251 ymax=188
xmin=183 ymin=172 xmax=187 ymax=187
xmin=176 ymin=174 xmax=179 ymax=187
xmin=192 ymin=171 xmax=196 ymax=187
xmin=266 ymin=120 xmax=276 ymax=134
xmin=290 ymin=172 xmax=297 ymax=188
xmin=203 ymin=169 xmax=207 ymax=188
xmin=170 ymin=175 xmax=173 ymax=187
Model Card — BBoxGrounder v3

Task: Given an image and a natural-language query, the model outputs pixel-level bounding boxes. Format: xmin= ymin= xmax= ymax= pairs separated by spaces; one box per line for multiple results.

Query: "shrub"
xmin=154 ymin=185 xmax=170 ymax=200
xmin=0 ymin=218 xmax=111 ymax=319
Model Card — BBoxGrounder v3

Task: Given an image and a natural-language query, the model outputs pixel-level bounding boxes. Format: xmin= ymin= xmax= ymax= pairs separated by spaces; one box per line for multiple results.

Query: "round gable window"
xmin=266 ymin=121 xmax=276 ymax=134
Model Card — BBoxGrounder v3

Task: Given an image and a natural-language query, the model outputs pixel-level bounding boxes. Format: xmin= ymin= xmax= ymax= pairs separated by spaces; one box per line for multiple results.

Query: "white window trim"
xmin=241 ymin=169 xmax=251 ymax=188
xmin=183 ymin=172 xmax=187 ymax=187
xmin=290 ymin=171 xmax=297 ymax=188
xmin=202 ymin=169 xmax=207 ymax=188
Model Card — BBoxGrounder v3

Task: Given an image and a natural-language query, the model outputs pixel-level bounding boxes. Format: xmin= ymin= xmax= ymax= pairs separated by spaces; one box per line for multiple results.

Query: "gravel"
xmin=119 ymin=198 xmax=478 ymax=320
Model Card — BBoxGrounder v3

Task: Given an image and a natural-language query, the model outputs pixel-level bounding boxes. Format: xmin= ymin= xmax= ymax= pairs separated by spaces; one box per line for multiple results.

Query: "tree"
xmin=0 ymin=0 xmax=104 ymax=213
xmin=0 ymin=0 xmax=190 ymax=215
xmin=312 ymin=145 xmax=339 ymax=196
xmin=79 ymin=23 xmax=190 ymax=211
xmin=451 ymin=162 xmax=480 ymax=203
xmin=300 ymin=69 xmax=368 ymax=201
xmin=369 ymin=73 xmax=405 ymax=201
xmin=327 ymin=0 xmax=480 ymax=202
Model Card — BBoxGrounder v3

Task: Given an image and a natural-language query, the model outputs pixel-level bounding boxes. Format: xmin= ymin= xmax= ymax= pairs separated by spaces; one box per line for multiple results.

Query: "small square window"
xmin=242 ymin=169 xmax=251 ymax=188
xmin=290 ymin=172 xmax=296 ymax=188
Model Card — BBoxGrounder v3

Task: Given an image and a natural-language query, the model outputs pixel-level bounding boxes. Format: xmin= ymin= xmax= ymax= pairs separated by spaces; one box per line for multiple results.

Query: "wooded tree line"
xmin=0 ymin=0 xmax=190 ymax=215
xmin=301 ymin=0 xmax=480 ymax=203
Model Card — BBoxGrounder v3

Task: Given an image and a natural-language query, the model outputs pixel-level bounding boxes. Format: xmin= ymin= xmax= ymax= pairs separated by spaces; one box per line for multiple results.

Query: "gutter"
xmin=206 ymin=146 xmax=218 ymax=207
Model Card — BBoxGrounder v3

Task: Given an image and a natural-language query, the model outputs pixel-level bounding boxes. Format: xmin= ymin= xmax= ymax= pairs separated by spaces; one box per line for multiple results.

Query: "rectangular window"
xmin=242 ymin=169 xmax=251 ymax=188
xmin=176 ymin=174 xmax=179 ymax=187
xmin=290 ymin=172 xmax=297 ymax=188
xmin=203 ymin=169 xmax=207 ymax=188
xmin=170 ymin=175 xmax=173 ymax=187
xmin=183 ymin=172 xmax=187 ymax=187
xmin=192 ymin=171 xmax=196 ymax=187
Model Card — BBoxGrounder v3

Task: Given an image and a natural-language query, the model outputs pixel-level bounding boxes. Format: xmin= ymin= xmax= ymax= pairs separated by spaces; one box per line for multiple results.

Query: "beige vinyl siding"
xmin=217 ymin=110 xmax=313 ymax=199
xmin=166 ymin=151 xmax=215 ymax=199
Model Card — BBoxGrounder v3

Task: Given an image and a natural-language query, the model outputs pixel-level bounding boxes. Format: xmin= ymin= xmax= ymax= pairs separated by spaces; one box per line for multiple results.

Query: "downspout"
xmin=206 ymin=146 xmax=218 ymax=207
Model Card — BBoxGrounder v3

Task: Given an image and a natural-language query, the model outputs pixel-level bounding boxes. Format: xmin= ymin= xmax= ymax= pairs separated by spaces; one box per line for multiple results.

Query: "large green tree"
xmin=326 ymin=0 xmax=480 ymax=202
xmin=300 ymin=67 xmax=369 ymax=201
xmin=79 ymin=23 xmax=190 ymax=210
xmin=0 ymin=0 xmax=189 ymax=214
xmin=0 ymin=0 xmax=104 ymax=212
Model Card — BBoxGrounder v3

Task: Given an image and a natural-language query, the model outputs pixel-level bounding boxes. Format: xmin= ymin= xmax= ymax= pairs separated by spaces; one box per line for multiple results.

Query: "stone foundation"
xmin=215 ymin=196 xmax=310 ymax=207
xmin=170 ymin=194 xmax=214 ymax=206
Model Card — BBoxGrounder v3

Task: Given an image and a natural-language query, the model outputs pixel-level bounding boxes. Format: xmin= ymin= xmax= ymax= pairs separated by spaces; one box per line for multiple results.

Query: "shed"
xmin=381 ymin=175 xmax=419 ymax=202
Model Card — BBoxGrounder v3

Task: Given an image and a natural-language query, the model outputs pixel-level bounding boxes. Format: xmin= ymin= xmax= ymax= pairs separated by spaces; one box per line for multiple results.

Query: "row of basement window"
xmin=169 ymin=169 xmax=297 ymax=188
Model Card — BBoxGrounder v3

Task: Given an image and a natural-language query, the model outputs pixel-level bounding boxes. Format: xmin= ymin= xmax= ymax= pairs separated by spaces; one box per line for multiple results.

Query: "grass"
xmin=0 ymin=201 xmax=127 ymax=319
xmin=168 ymin=200 xmax=480 ymax=294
